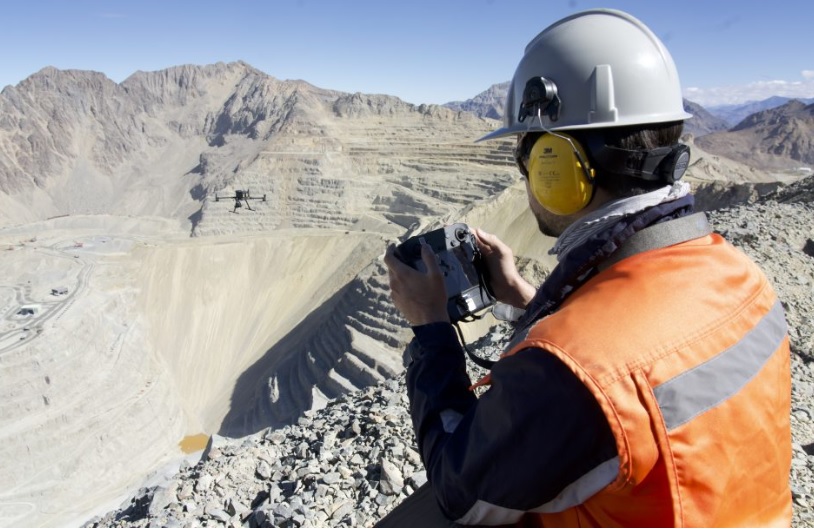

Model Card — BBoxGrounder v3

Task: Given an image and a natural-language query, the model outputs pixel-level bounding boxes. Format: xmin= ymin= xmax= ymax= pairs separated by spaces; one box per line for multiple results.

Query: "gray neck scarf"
xmin=550 ymin=182 xmax=691 ymax=261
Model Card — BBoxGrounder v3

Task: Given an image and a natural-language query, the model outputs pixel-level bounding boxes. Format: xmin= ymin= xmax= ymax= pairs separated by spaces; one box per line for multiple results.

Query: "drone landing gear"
xmin=232 ymin=199 xmax=255 ymax=213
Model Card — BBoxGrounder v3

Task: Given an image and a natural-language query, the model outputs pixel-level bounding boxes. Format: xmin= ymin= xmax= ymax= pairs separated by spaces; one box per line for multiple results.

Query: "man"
xmin=383 ymin=8 xmax=792 ymax=527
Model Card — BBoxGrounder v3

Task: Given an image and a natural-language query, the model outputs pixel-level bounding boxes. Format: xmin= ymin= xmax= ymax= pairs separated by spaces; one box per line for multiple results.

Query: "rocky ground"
xmin=85 ymin=177 xmax=814 ymax=528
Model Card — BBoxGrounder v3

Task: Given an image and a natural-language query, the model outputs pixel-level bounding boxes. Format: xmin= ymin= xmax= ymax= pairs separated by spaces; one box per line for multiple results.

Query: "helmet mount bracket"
xmin=518 ymin=77 xmax=561 ymax=124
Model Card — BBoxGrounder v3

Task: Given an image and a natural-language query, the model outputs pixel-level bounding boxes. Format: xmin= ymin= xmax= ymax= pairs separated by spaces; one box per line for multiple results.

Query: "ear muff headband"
xmin=527 ymin=133 xmax=596 ymax=215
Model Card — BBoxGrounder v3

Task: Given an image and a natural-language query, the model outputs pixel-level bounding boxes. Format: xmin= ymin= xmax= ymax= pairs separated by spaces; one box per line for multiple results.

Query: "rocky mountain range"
xmin=681 ymin=99 xmax=731 ymax=136
xmin=442 ymin=81 xmax=509 ymax=121
xmin=709 ymin=96 xmax=814 ymax=127
xmin=697 ymin=100 xmax=814 ymax=171
xmin=0 ymin=61 xmax=812 ymax=527
xmin=0 ymin=61 xmax=516 ymax=233
xmin=2 ymin=64 xmax=811 ymax=233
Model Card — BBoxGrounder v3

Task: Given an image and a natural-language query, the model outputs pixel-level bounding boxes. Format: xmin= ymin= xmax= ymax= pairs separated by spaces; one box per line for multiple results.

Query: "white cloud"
xmin=683 ymin=77 xmax=814 ymax=107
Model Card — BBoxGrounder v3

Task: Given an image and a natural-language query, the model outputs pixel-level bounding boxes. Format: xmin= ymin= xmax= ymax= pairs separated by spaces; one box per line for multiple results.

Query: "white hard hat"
xmin=479 ymin=9 xmax=691 ymax=141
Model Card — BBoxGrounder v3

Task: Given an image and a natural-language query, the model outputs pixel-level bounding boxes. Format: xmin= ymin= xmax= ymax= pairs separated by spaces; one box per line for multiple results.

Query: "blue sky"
xmin=2 ymin=0 xmax=813 ymax=108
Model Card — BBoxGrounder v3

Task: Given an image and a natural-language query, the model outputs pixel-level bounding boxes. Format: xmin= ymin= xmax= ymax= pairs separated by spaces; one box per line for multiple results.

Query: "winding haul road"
xmin=0 ymin=246 xmax=92 ymax=356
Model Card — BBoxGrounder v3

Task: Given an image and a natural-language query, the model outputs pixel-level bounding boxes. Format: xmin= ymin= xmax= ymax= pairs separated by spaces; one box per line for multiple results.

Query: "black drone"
xmin=214 ymin=189 xmax=267 ymax=213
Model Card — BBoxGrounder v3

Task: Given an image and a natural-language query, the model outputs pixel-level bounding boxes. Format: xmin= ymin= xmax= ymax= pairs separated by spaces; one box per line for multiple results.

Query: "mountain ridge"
xmin=708 ymin=96 xmax=814 ymax=126
xmin=697 ymin=100 xmax=814 ymax=171
xmin=0 ymin=62 xmax=515 ymax=233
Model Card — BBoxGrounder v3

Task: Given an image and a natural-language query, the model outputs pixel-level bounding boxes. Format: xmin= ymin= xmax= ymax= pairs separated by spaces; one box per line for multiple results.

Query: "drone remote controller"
xmin=394 ymin=223 xmax=496 ymax=323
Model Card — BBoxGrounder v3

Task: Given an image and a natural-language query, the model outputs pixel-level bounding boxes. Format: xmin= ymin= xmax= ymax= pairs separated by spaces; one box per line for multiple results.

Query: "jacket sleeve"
xmin=405 ymin=322 xmax=617 ymax=525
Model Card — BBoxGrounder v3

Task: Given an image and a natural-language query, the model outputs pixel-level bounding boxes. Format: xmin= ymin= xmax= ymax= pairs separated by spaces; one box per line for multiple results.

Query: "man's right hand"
xmin=474 ymin=228 xmax=537 ymax=310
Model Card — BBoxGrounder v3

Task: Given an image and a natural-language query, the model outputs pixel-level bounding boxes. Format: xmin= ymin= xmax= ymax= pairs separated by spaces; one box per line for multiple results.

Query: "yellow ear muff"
xmin=527 ymin=133 xmax=596 ymax=215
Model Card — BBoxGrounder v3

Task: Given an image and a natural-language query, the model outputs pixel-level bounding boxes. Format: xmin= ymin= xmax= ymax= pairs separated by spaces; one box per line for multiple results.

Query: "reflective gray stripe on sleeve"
xmin=654 ymin=300 xmax=787 ymax=430
xmin=456 ymin=499 xmax=524 ymax=526
xmin=455 ymin=457 xmax=619 ymax=525
xmin=536 ymin=456 xmax=619 ymax=513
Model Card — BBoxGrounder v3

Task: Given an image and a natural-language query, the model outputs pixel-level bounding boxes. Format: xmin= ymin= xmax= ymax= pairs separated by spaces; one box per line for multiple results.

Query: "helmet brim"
xmin=475 ymin=110 xmax=693 ymax=143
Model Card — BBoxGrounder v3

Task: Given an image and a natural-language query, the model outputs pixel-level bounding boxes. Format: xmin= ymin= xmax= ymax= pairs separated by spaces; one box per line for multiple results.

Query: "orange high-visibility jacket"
xmin=505 ymin=232 xmax=792 ymax=527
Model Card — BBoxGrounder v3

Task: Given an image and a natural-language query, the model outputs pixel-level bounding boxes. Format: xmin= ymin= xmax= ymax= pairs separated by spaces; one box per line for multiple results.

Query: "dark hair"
xmin=573 ymin=121 xmax=685 ymax=197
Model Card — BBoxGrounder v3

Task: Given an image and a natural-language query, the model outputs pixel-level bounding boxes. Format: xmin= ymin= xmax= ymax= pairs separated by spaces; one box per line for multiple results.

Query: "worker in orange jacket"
xmin=384 ymin=8 xmax=792 ymax=527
